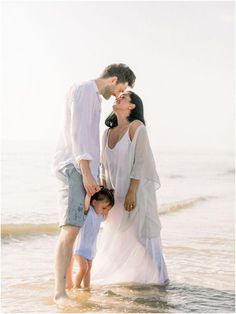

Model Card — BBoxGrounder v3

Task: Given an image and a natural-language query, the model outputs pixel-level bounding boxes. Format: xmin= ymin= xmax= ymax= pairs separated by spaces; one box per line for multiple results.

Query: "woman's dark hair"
xmin=90 ymin=186 xmax=115 ymax=207
xmin=100 ymin=63 xmax=136 ymax=88
xmin=105 ymin=91 xmax=145 ymax=128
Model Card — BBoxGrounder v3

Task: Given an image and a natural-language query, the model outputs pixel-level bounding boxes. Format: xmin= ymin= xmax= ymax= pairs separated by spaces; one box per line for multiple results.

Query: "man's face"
xmin=102 ymin=81 xmax=128 ymax=100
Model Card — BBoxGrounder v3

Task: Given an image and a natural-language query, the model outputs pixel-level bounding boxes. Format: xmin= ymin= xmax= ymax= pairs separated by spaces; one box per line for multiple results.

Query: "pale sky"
xmin=1 ymin=1 xmax=235 ymax=152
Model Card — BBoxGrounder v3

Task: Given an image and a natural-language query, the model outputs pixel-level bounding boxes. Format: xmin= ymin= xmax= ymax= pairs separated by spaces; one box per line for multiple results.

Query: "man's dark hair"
xmin=100 ymin=63 xmax=136 ymax=88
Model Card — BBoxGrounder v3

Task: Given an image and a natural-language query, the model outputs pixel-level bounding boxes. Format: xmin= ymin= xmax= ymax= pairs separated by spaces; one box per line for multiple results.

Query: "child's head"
xmin=90 ymin=187 xmax=114 ymax=215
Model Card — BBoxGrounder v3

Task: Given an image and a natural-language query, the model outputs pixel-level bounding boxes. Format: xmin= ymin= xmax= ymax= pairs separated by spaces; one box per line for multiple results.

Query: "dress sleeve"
xmin=71 ymin=85 xmax=94 ymax=163
xmin=119 ymin=125 xmax=161 ymax=238
xmin=130 ymin=126 xmax=161 ymax=190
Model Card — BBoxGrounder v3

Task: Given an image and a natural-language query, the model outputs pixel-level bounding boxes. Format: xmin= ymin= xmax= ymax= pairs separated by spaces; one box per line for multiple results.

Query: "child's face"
xmin=92 ymin=200 xmax=112 ymax=215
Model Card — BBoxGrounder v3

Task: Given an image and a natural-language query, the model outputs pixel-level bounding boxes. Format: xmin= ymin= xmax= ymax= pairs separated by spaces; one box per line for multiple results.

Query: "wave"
xmin=159 ymin=196 xmax=210 ymax=215
xmin=221 ymin=169 xmax=235 ymax=176
xmin=1 ymin=223 xmax=59 ymax=237
xmin=166 ymin=174 xmax=185 ymax=179
xmin=1 ymin=197 xmax=211 ymax=237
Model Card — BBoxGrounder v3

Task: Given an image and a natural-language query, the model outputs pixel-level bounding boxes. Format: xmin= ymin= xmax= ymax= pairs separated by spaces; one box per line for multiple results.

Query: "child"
xmin=66 ymin=187 xmax=114 ymax=289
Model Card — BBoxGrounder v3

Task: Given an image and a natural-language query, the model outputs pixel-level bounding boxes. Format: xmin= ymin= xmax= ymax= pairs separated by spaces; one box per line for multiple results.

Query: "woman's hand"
xmin=124 ymin=189 xmax=136 ymax=211
xmin=124 ymin=179 xmax=139 ymax=211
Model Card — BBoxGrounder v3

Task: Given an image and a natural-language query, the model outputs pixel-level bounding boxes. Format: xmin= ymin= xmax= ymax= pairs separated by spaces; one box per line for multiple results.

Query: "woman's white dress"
xmin=91 ymin=125 xmax=169 ymax=285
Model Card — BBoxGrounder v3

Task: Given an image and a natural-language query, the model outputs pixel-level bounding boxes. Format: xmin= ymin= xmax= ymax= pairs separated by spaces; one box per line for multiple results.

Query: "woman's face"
xmin=112 ymin=93 xmax=132 ymax=111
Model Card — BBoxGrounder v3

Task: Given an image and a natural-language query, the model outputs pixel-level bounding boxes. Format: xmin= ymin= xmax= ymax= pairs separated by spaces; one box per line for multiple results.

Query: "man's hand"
xmin=83 ymin=173 xmax=100 ymax=197
xmin=79 ymin=159 xmax=100 ymax=196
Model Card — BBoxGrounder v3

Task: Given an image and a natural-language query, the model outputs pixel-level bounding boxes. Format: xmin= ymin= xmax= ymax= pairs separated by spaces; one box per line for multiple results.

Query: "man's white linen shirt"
xmin=54 ymin=80 xmax=102 ymax=181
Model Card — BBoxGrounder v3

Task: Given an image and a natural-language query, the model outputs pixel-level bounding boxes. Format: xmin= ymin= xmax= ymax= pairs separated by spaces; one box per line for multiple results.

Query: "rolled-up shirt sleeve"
xmin=71 ymin=85 xmax=94 ymax=164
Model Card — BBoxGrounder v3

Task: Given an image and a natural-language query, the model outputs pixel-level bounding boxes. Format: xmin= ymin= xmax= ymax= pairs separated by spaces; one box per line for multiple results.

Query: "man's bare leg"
xmin=66 ymin=256 xmax=75 ymax=290
xmin=54 ymin=225 xmax=79 ymax=305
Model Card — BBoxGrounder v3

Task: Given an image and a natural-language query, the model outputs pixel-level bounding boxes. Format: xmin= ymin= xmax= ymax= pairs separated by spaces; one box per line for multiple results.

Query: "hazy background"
xmin=1 ymin=1 xmax=235 ymax=153
xmin=1 ymin=3 xmax=235 ymax=312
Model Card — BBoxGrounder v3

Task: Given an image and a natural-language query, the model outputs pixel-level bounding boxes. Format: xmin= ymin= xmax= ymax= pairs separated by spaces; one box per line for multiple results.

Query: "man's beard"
xmin=102 ymin=86 xmax=113 ymax=100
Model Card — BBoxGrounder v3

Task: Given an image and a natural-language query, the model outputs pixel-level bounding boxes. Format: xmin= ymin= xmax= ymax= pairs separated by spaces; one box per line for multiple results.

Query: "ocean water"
xmin=1 ymin=141 xmax=235 ymax=313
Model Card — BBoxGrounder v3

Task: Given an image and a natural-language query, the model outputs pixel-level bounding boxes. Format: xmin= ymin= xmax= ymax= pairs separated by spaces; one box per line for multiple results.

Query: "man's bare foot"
xmin=53 ymin=294 xmax=78 ymax=307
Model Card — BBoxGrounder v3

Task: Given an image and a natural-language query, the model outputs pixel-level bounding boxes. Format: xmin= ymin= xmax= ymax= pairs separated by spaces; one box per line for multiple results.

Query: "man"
xmin=53 ymin=63 xmax=136 ymax=305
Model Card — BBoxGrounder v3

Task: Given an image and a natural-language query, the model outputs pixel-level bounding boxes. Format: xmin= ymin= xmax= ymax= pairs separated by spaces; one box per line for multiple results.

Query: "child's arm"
xmin=84 ymin=194 xmax=91 ymax=214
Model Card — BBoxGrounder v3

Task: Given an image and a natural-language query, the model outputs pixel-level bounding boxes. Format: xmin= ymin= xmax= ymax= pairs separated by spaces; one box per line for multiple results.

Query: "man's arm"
xmin=71 ymin=85 xmax=100 ymax=196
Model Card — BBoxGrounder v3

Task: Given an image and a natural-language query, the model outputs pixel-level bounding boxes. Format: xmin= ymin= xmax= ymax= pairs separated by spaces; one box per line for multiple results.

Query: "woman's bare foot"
xmin=81 ymin=286 xmax=91 ymax=291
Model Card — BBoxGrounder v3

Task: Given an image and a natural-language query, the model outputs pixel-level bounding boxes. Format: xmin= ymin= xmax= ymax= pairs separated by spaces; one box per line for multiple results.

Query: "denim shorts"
xmin=56 ymin=163 xmax=86 ymax=228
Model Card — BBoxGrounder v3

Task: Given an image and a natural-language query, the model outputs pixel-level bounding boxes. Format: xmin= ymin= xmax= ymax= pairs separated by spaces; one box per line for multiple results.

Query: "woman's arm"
xmin=101 ymin=178 xmax=107 ymax=188
xmin=124 ymin=120 xmax=144 ymax=211
xmin=124 ymin=120 xmax=143 ymax=211
xmin=100 ymin=128 xmax=109 ymax=188
xmin=129 ymin=120 xmax=144 ymax=141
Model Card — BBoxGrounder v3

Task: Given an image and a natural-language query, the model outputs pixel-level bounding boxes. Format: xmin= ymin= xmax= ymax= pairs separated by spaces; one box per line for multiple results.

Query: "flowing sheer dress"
xmin=91 ymin=125 xmax=169 ymax=285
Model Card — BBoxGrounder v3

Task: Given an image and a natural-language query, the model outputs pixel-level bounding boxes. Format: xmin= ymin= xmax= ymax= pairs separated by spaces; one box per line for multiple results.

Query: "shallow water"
xmin=1 ymin=148 xmax=235 ymax=313
xmin=2 ymin=194 xmax=234 ymax=313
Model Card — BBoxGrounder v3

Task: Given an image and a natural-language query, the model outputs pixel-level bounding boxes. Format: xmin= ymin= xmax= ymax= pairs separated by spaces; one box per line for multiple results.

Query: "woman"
xmin=91 ymin=91 xmax=169 ymax=285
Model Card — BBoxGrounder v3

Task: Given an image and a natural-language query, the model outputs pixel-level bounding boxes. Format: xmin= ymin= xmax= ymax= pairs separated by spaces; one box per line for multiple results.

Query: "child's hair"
xmin=90 ymin=186 xmax=115 ymax=208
